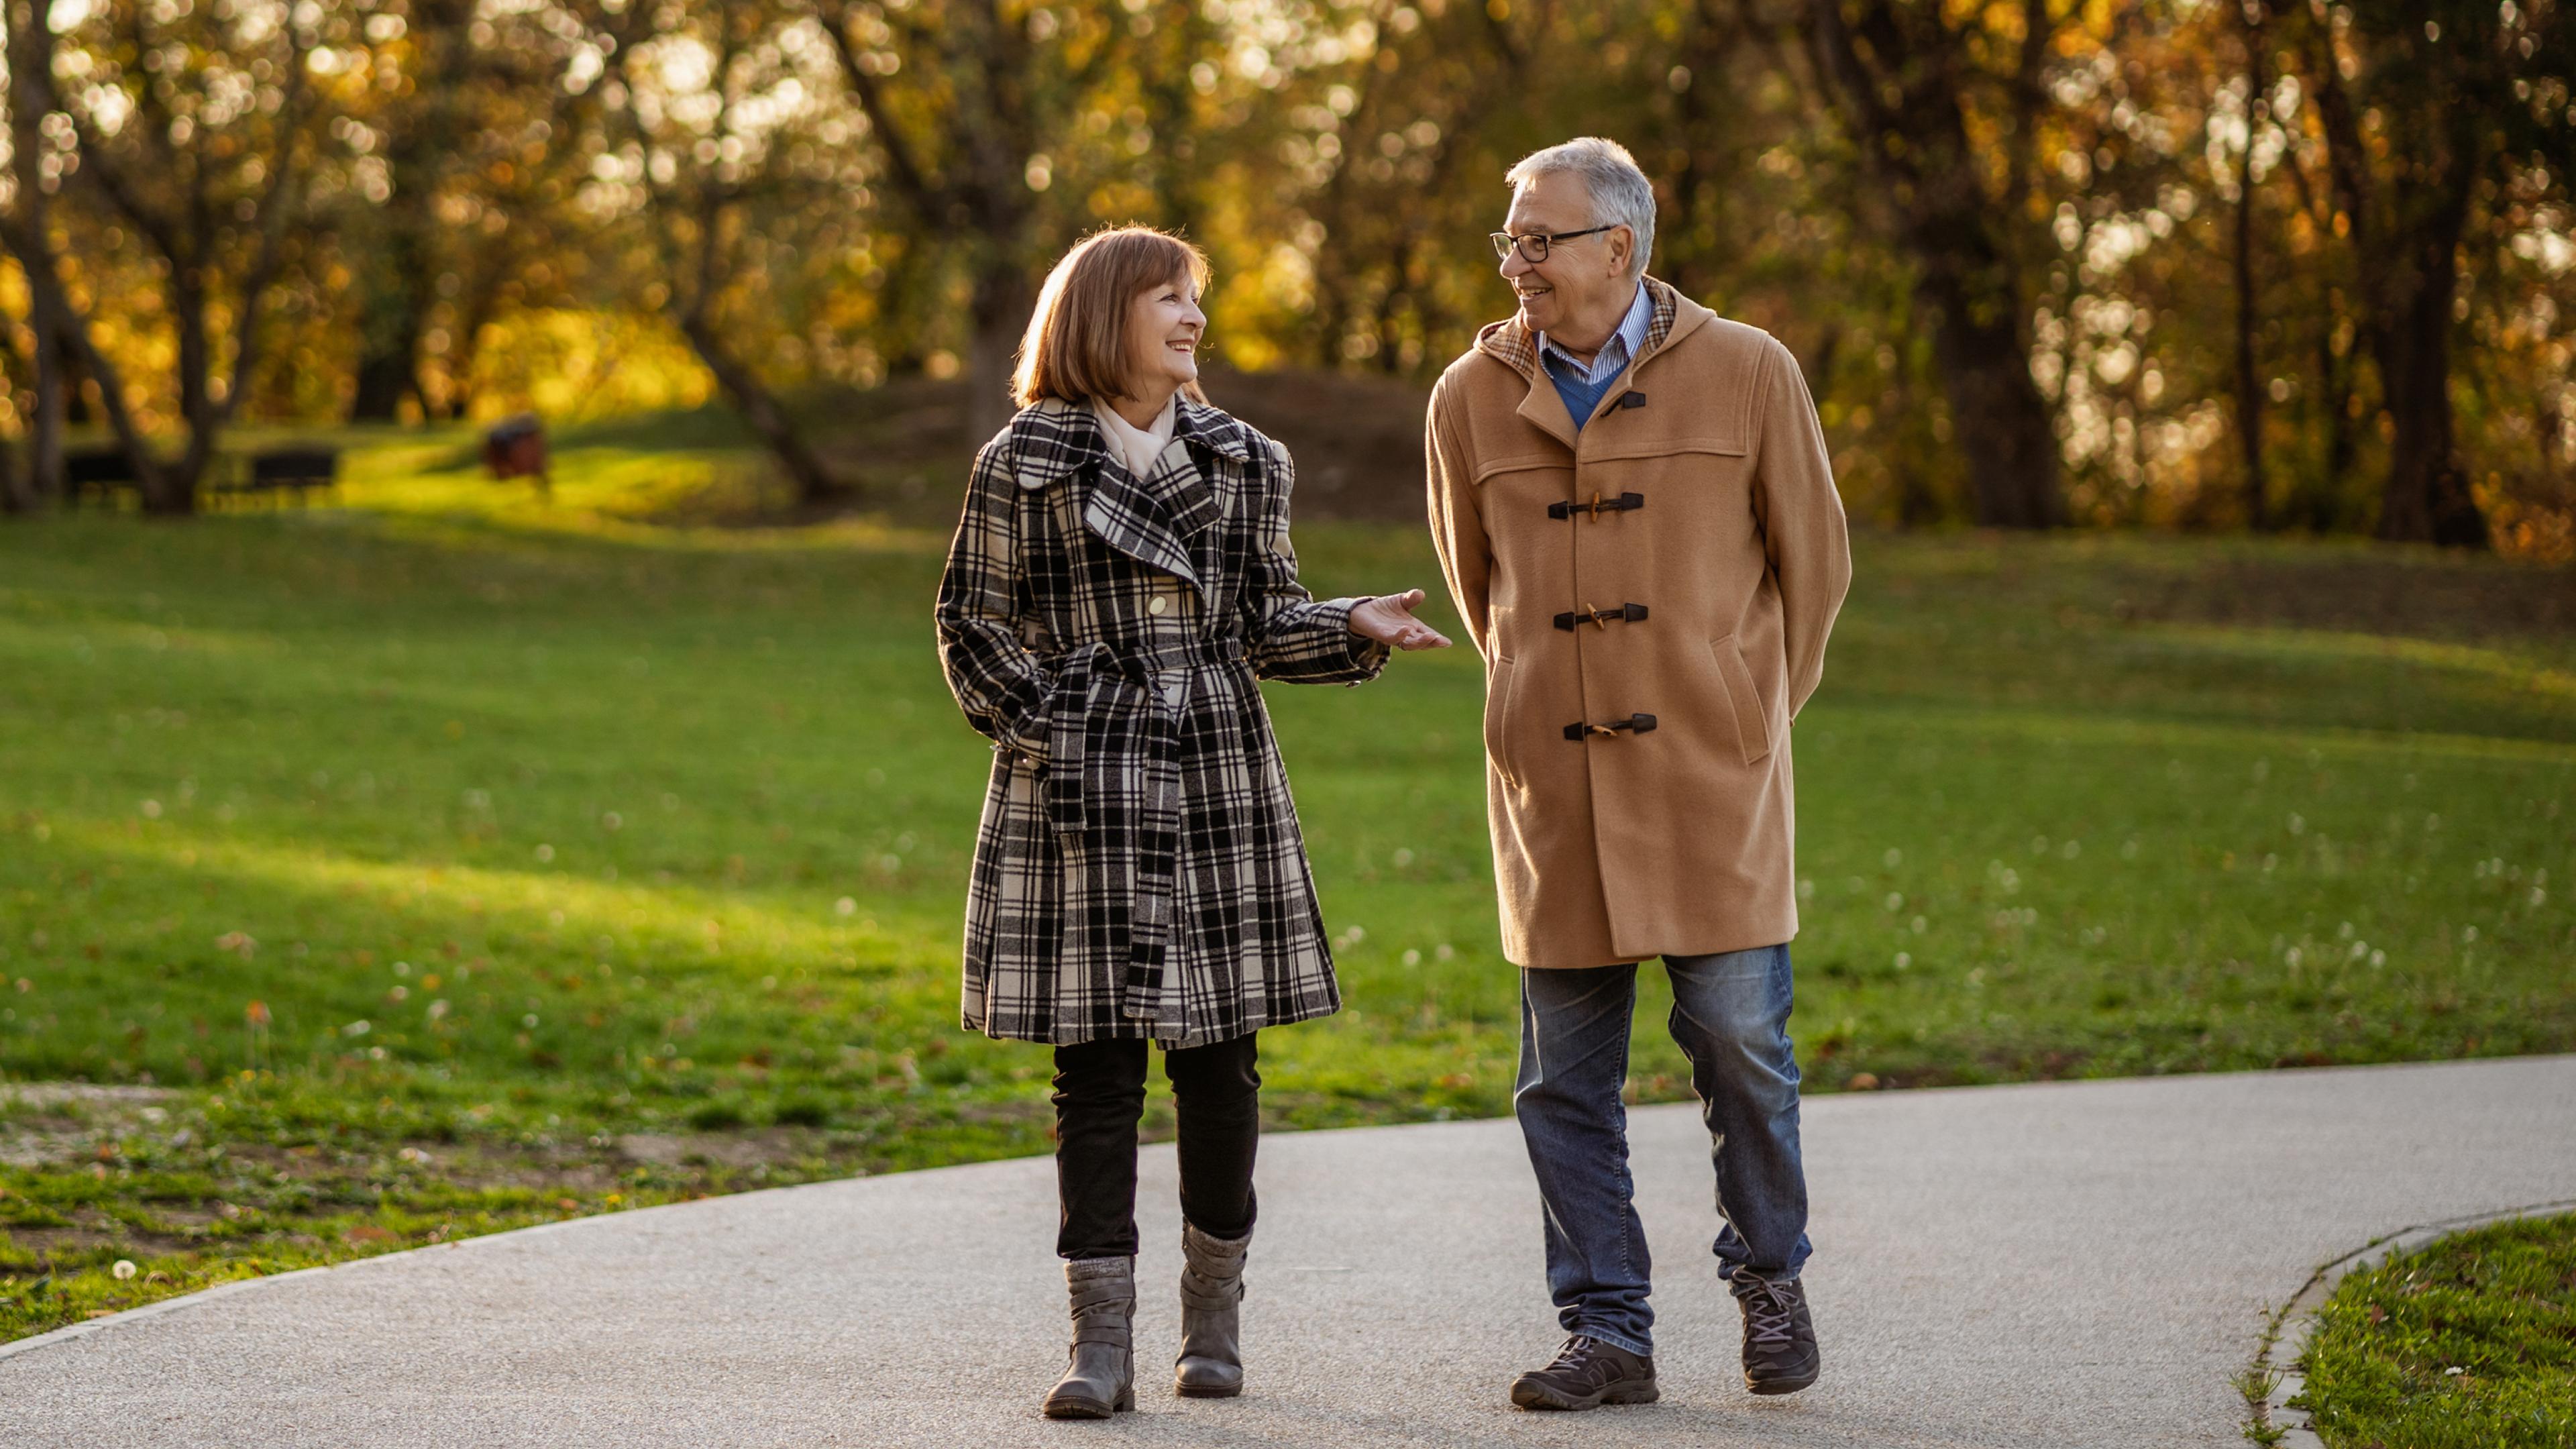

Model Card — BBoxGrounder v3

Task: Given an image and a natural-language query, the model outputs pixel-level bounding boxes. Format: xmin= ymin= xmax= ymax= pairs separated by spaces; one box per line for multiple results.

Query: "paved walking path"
xmin=7 ymin=1055 xmax=2574 ymax=1448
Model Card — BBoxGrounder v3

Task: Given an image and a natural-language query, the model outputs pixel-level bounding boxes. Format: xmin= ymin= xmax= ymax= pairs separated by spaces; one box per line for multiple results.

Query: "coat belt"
xmin=1038 ymin=633 xmax=1248 ymax=1020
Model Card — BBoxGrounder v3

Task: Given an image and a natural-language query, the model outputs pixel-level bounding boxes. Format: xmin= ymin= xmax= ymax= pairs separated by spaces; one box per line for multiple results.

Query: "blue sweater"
xmin=1546 ymin=366 xmax=1623 ymax=435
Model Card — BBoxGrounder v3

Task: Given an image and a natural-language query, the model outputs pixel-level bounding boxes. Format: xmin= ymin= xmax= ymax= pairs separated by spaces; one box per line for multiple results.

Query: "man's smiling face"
xmin=1498 ymin=170 xmax=1633 ymax=347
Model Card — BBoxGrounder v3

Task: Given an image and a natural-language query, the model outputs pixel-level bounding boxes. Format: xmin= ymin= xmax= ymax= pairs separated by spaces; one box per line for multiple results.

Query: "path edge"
xmin=2246 ymin=1196 xmax=2576 ymax=1446
xmin=0 ymin=1169 xmax=871 ymax=1366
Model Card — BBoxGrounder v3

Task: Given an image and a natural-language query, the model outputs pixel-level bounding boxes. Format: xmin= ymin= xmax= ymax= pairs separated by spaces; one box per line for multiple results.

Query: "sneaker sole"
xmin=1509 ymin=1380 xmax=1661 ymax=1411
xmin=1747 ymin=1364 xmax=1819 ymax=1397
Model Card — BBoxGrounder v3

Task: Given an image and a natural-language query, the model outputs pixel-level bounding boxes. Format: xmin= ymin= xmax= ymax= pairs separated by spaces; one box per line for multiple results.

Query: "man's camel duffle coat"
xmin=1426 ymin=277 xmax=1851 ymax=971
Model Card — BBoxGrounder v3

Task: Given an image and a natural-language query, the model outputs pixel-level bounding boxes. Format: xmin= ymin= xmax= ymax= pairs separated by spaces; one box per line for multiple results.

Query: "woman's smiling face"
xmin=1124 ymin=272 xmax=1207 ymax=400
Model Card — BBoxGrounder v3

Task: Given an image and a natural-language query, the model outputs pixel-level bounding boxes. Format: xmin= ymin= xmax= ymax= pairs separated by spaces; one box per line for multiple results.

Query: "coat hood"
xmin=1472 ymin=275 xmax=1713 ymax=386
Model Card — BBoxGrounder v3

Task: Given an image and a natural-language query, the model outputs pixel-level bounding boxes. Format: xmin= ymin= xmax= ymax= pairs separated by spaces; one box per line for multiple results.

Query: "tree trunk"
xmin=0 ymin=295 xmax=57 ymax=517
xmin=2233 ymin=5 xmax=2269 ymax=531
xmin=347 ymin=208 xmax=429 ymax=420
xmin=1918 ymin=268 xmax=2063 ymax=529
xmin=349 ymin=299 xmax=425 ymax=421
xmin=966 ymin=262 xmax=1033 ymax=445
xmin=1799 ymin=0 xmax=2062 ymax=529
xmin=678 ymin=315 xmax=845 ymax=508
xmin=3 ymin=0 xmax=59 ymax=512
xmin=348 ymin=0 xmax=467 ymax=423
xmin=143 ymin=278 xmax=213 ymax=516
xmin=2299 ymin=9 xmax=2488 ymax=549
xmin=59 ymin=335 xmax=90 ymax=424
xmin=21 ymin=291 xmax=66 ymax=511
xmin=2369 ymin=190 xmax=2484 ymax=547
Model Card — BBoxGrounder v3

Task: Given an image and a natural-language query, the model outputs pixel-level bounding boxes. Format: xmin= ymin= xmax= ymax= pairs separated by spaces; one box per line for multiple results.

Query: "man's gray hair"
xmin=1505 ymin=137 xmax=1656 ymax=281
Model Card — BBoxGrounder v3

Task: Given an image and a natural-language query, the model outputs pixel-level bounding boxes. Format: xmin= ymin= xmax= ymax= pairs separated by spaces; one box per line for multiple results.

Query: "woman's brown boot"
xmin=1042 ymin=1256 xmax=1136 ymax=1418
xmin=1173 ymin=1224 xmax=1250 ymax=1397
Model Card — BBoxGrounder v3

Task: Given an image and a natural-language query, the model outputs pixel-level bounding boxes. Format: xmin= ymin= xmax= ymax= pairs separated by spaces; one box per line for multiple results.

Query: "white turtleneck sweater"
xmin=1091 ymin=392 xmax=1179 ymax=479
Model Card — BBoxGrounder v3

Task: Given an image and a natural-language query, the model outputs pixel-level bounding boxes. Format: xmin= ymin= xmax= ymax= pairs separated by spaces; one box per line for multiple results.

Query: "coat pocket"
xmin=1483 ymin=653 xmax=1525 ymax=788
xmin=1709 ymin=635 xmax=1774 ymax=766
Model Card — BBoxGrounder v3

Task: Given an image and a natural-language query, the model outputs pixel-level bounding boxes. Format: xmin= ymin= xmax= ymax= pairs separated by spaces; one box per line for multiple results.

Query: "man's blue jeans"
xmin=1513 ymin=944 xmax=1811 ymax=1356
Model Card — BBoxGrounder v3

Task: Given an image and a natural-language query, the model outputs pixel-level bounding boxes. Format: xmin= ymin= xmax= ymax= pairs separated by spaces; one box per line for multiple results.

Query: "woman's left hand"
xmin=1348 ymin=589 xmax=1454 ymax=651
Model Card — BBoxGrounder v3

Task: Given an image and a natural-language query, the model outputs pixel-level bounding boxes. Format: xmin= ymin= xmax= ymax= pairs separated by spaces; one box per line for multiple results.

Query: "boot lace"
xmin=1544 ymin=1336 xmax=1624 ymax=1387
xmin=1734 ymin=1277 xmax=1800 ymax=1350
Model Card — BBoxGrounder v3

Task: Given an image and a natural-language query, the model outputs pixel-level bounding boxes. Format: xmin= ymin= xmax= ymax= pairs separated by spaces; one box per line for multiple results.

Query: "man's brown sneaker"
xmin=1508 ymin=1334 xmax=1660 ymax=1411
xmin=1731 ymin=1272 xmax=1820 ymax=1395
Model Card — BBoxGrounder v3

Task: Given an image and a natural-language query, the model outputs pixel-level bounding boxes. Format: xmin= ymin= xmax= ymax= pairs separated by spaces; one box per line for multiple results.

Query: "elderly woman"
xmin=934 ymin=225 xmax=1449 ymax=1417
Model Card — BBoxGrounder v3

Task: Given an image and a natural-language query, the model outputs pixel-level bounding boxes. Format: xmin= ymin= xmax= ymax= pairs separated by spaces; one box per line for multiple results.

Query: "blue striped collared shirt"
xmin=1538 ymin=282 xmax=1653 ymax=388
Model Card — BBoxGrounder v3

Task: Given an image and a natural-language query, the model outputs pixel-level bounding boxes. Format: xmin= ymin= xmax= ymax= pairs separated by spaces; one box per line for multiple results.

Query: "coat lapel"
xmin=1013 ymin=396 xmax=1232 ymax=592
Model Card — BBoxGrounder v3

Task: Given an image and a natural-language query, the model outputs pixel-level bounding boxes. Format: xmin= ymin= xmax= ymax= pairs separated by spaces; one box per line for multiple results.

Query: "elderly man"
xmin=1424 ymin=137 xmax=1851 ymax=1410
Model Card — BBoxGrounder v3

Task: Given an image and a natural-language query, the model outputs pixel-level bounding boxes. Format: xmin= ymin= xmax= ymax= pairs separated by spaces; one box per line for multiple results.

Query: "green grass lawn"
xmin=1 ymin=441 xmax=2570 ymax=1343
xmin=2296 ymin=1213 xmax=2576 ymax=1448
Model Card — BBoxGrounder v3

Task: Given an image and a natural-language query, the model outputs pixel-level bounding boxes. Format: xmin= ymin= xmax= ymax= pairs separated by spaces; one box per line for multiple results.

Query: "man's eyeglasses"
xmin=1489 ymin=225 xmax=1619 ymax=264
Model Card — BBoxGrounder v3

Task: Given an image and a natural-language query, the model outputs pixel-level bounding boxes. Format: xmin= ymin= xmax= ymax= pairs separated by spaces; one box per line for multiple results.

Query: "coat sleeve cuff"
xmin=1320 ymin=596 xmax=1392 ymax=682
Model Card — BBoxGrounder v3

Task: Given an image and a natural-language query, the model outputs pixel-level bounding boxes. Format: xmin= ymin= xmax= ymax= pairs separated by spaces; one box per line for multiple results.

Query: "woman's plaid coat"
xmin=934 ymin=395 xmax=1389 ymax=1048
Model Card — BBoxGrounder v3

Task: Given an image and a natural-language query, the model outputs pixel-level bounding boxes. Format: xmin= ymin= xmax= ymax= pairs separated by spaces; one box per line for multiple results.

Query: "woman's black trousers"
xmin=1051 ymin=1031 xmax=1260 ymax=1260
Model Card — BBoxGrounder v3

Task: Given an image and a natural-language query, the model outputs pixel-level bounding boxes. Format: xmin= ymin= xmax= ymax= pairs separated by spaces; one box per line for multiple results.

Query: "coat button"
xmin=1148 ymin=596 xmax=1169 ymax=616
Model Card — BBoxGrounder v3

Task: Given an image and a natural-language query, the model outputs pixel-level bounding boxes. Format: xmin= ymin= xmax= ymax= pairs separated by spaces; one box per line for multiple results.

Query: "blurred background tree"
xmin=0 ymin=0 xmax=2567 ymax=551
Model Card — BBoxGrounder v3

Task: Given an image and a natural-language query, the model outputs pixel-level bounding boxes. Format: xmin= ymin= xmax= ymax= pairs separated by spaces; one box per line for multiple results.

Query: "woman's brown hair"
xmin=1010 ymin=227 xmax=1212 ymax=409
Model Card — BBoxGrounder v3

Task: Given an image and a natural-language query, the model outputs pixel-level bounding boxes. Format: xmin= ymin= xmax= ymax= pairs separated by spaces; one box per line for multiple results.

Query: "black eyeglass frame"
xmin=1489 ymin=224 xmax=1621 ymax=264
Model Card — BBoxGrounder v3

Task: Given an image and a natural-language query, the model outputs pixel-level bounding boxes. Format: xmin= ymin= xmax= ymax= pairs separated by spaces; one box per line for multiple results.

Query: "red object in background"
xmin=482 ymin=414 xmax=551 ymax=496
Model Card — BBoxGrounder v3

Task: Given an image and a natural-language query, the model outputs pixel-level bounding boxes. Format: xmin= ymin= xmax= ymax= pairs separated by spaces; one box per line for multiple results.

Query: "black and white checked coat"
xmin=934 ymin=395 xmax=1390 ymax=1049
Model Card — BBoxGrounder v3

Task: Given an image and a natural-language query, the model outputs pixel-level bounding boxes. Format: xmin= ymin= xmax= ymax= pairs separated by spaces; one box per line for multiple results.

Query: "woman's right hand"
xmin=1349 ymin=589 xmax=1454 ymax=651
